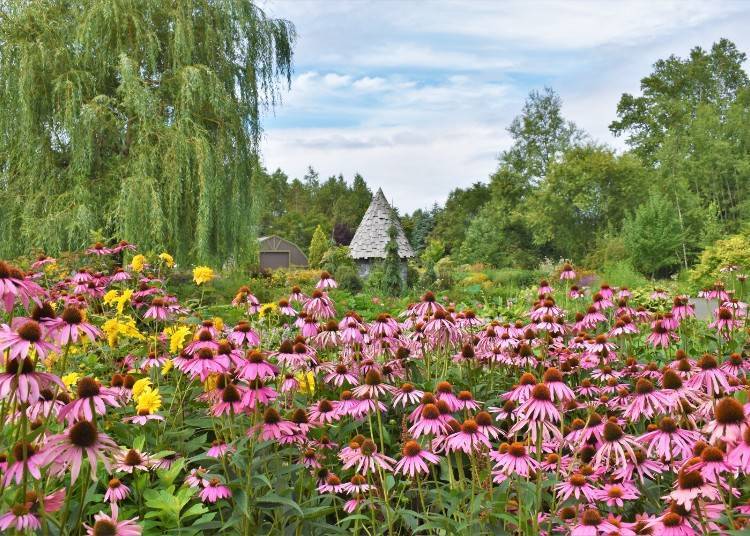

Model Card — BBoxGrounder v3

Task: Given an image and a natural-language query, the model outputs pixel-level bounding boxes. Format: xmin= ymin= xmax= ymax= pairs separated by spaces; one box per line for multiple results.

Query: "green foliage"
xmin=691 ymin=234 xmax=750 ymax=284
xmin=381 ymin=224 xmax=404 ymax=296
xmin=429 ymin=183 xmax=490 ymax=254
xmin=0 ymin=0 xmax=295 ymax=264
xmin=525 ymin=146 xmax=649 ymax=260
xmin=583 ymin=231 xmax=629 ymax=270
xmin=622 ymin=192 xmax=684 ymax=277
xmin=321 ymin=245 xmax=355 ymax=275
xmin=308 ymin=225 xmax=330 ymax=268
xmin=335 ymin=265 xmax=363 ymax=293
xmin=434 ymin=257 xmax=457 ymax=289
xmin=595 ymin=261 xmax=651 ymax=289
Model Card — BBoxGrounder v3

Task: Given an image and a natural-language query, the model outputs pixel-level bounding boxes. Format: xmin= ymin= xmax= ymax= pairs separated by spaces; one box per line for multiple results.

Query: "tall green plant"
xmin=382 ymin=224 xmax=403 ymax=296
xmin=0 ymin=0 xmax=295 ymax=263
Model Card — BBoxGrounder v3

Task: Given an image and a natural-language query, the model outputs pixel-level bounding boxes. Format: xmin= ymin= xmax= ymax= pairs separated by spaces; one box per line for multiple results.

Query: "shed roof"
xmin=349 ymin=189 xmax=415 ymax=259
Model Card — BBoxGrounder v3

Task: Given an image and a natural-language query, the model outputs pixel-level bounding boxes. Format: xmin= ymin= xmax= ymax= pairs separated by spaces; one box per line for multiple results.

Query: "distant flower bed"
xmin=0 ymin=247 xmax=749 ymax=534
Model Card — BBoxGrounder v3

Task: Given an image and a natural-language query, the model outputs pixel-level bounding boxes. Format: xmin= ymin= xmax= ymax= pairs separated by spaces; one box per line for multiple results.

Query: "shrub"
xmin=690 ymin=234 xmax=750 ymax=284
xmin=434 ymin=257 xmax=456 ymax=289
xmin=335 ymin=265 xmax=363 ymax=293
xmin=321 ymin=245 xmax=355 ymax=276
xmin=308 ymin=225 xmax=330 ymax=268
xmin=595 ymin=260 xmax=650 ymax=289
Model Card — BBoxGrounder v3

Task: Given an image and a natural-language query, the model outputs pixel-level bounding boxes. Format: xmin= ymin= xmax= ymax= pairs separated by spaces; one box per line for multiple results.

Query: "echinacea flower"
xmin=0 ymin=320 xmax=57 ymax=361
xmin=445 ymin=419 xmax=492 ymax=454
xmin=638 ymin=417 xmax=702 ymax=461
xmin=199 ymin=478 xmax=232 ymax=503
xmin=394 ymin=440 xmax=440 ymax=477
xmin=58 ymin=377 xmax=121 ymax=423
xmin=0 ymin=356 xmax=64 ymax=404
xmin=104 ymin=478 xmax=131 ymax=503
xmin=409 ymin=403 xmax=448 ymax=437
xmin=237 ymin=350 xmax=277 ymax=381
xmin=84 ymin=507 xmax=142 ymax=535
xmin=115 ymin=448 xmax=151 ymax=473
xmin=490 ymin=441 xmax=539 ymax=477
xmin=3 ymin=442 xmax=43 ymax=485
xmin=46 ymin=306 xmax=101 ymax=345
xmin=593 ymin=421 xmax=640 ymax=470
xmin=316 ymin=271 xmax=338 ymax=289
xmin=251 ymin=407 xmax=297 ymax=440
xmin=342 ymin=438 xmax=395 ymax=474
xmin=704 ymin=396 xmax=748 ymax=443
xmin=0 ymin=504 xmax=40 ymax=532
xmin=665 ymin=457 xmax=720 ymax=509
xmin=594 ymin=482 xmax=640 ymax=507
xmin=555 ymin=472 xmax=597 ymax=502
xmin=41 ymin=420 xmax=117 ymax=482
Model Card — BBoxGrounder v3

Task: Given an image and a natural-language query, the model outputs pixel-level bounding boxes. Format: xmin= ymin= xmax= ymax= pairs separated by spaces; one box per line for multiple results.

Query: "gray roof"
xmin=349 ymin=188 xmax=415 ymax=259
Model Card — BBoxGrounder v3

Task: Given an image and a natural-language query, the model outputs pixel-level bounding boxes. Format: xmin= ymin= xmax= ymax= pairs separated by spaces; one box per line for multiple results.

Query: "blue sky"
xmin=258 ymin=0 xmax=750 ymax=212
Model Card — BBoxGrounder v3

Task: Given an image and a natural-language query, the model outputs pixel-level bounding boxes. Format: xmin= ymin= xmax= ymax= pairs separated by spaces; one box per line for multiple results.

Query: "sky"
xmin=257 ymin=0 xmax=750 ymax=213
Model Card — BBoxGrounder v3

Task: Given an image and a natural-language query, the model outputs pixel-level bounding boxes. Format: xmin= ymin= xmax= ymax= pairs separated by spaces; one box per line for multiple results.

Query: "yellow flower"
xmin=135 ymin=387 xmax=162 ymax=414
xmin=259 ymin=303 xmax=278 ymax=318
xmin=295 ymin=371 xmax=316 ymax=395
xmin=132 ymin=378 xmax=152 ymax=400
xmin=131 ymin=254 xmax=147 ymax=272
xmin=103 ymin=290 xmax=119 ymax=306
xmin=203 ymin=374 xmax=219 ymax=392
xmin=102 ymin=316 xmax=144 ymax=347
xmin=161 ymin=359 xmax=173 ymax=375
xmin=193 ymin=266 xmax=215 ymax=285
xmin=61 ymin=372 xmax=81 ymax=390
xmin=164 ymin=325 xmax=192 ymax=353
xmin=158 ymin=252 xmax=175 ymax=268
xmin=213 ymin=317 xmax=224 ymax=332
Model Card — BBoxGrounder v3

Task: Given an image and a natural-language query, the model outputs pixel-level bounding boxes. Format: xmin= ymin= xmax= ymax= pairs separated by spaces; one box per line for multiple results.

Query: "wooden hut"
xmin=349 ymin=188 xmax=414 ymax=278
xmin=258 ymin=236 xmax=308 ymax=270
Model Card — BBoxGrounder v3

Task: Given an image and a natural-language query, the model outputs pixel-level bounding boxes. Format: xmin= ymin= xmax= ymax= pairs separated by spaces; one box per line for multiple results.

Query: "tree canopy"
xmin=0 ymin=0 xmax=295 ymax=264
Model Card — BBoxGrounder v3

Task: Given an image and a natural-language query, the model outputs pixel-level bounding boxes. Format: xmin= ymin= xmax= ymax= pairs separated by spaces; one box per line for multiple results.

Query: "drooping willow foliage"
xmin=0 ymin=0 xmax=295 ymax=264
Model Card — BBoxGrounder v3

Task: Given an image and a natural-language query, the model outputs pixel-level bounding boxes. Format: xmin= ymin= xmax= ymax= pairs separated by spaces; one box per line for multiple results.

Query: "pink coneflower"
xmin=0 ymin=320 xmax=57 ymax=361
xmin=324 ymin=363 xmax=359 ymax=387
xmin=58 ymin=377 xmax=121 ymax=423
xmin=569 ymin=285 xmax=584 ymax=299
xmin=227 ymin=321 xmax=260 ymax=347
xmin=317 ymin=474 xmax=345 ymax=494
xmin=542 ymin=367 xmax=575 ymax=402
xmin=609 ymin=316 xmax=639 ymax=337
xmin=595 ymin=482 xmax=640 ymax=507
xmin=710 ymin=306 xmax=741 ymax=335
xmin=392 ymin=383 xmax=424 ymax=407
xmin=490 ymin=441 xmax=539 ymax=477
xmin=277 ymin=299 xmax=297 ymax=317
xmin=45 ymin=305 xmax=101 ymax=345
xmin=237 ymin=349 xmax=276 ymax=381
xmin=109 ymin=267 xmax=131 ymax=282
xmin=646 ymin=321 xmax=676 ymax=348
xmin=623 ymin=379 xmax=671 ymax=421
xmin=253 ymin=407 xmax=297 ymax=440
xmin=666 ymin=457 xmax=721 ymax=509
xmin=369 ymin=313 xmax=400 ymax=339
xmin=143 ymin=297 xmax=169 ymax=320
xmin=303 ymin=290 xmax=336 ymax=319
xmin=115 ymin=448 xmax=151 ymax=473
xmin=0 ymin=261 xmax=45 ymax=312
xmin=394 ymin=440 xmax=440 ymax=477
xmin=3 ymin=442 xmax=43 ymax=485
xmin=288 ymin=285 xmax=307 ymax=305
xmin=206 ymin=441 xmax=233 ymax=458
xmin=341 ymin=474 xmax=373 ymax=496
xmin=555 ymin=472 xmax=597 ymax=502
xmin=411 ymin=291 xmax=446 ymax=318
xmin=316 ymin=271 xmax=338 ymax=289
xmin=112 ymin=239 xmax=137 ymax=253
xmin=351 ymin=370 xmax=393 ymax=399
xmin=241 ymin=380 xmax=277 ymax=409
xmin=183 ymin=329 xmax=220 ymax=355
xmin=518 ymin=384 xmax=560 ymax=422
xmin=27 ymin=388 xmax=69 ymax=421
xmin=342 ymin=438 xmax=395 ymax=473
xmin=502 ymin=372 xmax=538 ymax=402
xmin=180 ymin=348 xmax=230 ymax=382
xmin=31 ymin=255 xmax=56 ymax=269
xmin=410 ymin=403 xmax=449 ymax=437
xmin=694 ymin=445 xmax=734 ymax=483
xmin=185 ymin=467 xmax=210 ymax=488
xmin=199 ymin=478 xmax=232 ymax=503
xmin=686 ymin=354 xmax=730 ymax=397
xmin=0 ymin=356 xmax=63 ymax=404
xmin=638 ymin=417 xmax=702 ymax=461
xmin=139 ymin=352 xmax=167 ymax=372
xmin=434 ymin=381 xmax=461 ymax=411
xmin=0 ymin=504 xmax=40 ymax=532
xmin=445 ymin=419 xmax=491 ymax=453
xmin=211 ymin=384 xmax=247 ymax=416
xmin=84 ymin=507 xmax=142 ymax=536
xmin=721 ymin=352 xmax=748 ymax=378
xmin=308 ymin=399 xmax=341 ymax=425
xmin=124 ymin=408 xmax=165 ymax=425
xmin=671 ymin=296 xmax=695 ymax=321
xmin=727 ymin=427 xmax=750 ymax=472
xmin=41 ymin=420 xmax=117 ymax=482
xmin=560 ymin=263 xmax=576 ymax=280
xmin=104 ymin=478 xmax=131 ymax=503
xmin=614 ymin=448 xmax=667 ymax=483
xmin=593 ymin=421 xmax=640 ymax=470
xmin=280 ymin=373 xmax=299 ymax=393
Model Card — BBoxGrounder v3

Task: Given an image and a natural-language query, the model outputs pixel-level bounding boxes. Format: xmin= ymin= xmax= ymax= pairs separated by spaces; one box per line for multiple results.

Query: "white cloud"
xmin=257 ymin=0 xmax=750 ymax=212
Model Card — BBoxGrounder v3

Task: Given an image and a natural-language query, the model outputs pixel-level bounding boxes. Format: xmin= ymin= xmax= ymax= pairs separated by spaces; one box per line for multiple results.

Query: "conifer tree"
xmin=382 ymin=224 xmax=403 ymax=296
xmin=308 ymin=225 xmax=329 ymax=268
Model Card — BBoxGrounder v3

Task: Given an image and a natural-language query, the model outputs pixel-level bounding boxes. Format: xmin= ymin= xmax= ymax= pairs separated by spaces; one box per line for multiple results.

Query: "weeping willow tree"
xmin=0 ymin=0 xmax=295 ymax=264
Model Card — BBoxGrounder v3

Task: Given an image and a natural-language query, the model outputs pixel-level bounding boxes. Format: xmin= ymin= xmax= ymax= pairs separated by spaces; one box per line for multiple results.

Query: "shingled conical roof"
xmin=349 ymin=188 xmax=415 ymax=259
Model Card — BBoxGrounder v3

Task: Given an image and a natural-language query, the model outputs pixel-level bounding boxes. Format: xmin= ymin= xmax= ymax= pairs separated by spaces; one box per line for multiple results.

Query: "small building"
xmin=259 ymin=235 xmax=308 ymax=270
xmin=349 ymin=188 xmax=415 ymax=278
